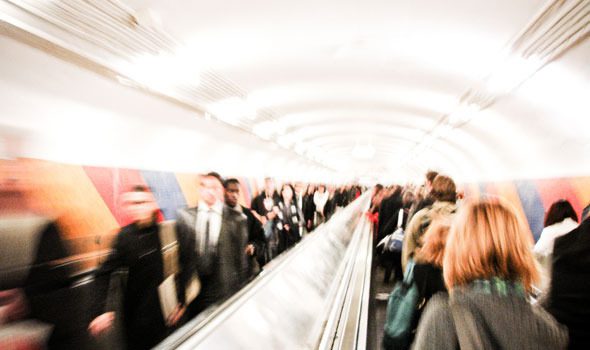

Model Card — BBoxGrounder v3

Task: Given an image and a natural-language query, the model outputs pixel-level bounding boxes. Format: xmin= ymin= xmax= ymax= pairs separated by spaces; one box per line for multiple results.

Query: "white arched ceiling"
xmin=0 ymin=0 xmax=588 ymax=184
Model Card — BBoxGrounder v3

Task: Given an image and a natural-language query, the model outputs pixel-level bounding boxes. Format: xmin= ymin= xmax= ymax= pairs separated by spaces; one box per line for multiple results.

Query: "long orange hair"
xmin=443 ymin=198 xmax=539 ymax=292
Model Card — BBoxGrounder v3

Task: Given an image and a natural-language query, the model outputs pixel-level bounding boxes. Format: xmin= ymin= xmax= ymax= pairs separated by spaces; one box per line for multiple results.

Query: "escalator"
xmin=158 ymin=193 xmax=375 ymax=350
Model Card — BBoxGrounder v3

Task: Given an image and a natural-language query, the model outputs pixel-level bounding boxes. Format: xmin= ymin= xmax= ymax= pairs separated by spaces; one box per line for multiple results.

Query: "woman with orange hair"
xmin=412 ymin=198 xmax=567 ymax=349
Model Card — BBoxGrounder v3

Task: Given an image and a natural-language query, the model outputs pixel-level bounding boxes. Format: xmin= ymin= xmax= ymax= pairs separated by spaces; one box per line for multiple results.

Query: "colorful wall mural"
xmin=462 ymin=177 xmax=590 ymax=241
xmin=2 ymin=158 xmax=589 ymax=267
xmin=2 ymin=159 xmax=261 ymax=264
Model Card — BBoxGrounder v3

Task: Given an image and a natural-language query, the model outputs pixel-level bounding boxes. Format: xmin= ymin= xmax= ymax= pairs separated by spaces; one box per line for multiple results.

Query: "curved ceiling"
xmin=0 ymin=0 xmax=588 ymax=184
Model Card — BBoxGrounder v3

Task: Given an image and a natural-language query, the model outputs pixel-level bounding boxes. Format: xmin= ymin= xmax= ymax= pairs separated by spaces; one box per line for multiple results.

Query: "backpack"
xmin=383 ymin=260 xmax=420 ymax=350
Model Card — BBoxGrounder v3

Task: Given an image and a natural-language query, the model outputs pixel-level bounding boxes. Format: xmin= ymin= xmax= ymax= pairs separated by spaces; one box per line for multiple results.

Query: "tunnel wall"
xmin=3 ymin=158 xmax=263 ymax=263
xmin=4 ymin=158 xmax=589 ymax=261
xmin=463 ymin=177 xmax=590 ymax=241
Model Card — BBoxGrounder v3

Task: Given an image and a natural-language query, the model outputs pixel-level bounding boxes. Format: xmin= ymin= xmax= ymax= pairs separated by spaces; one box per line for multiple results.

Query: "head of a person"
xmin=425 ymin=170 xmax=439 ymax=192
xmin=416 ymin=221 xmax=451 ymax=268
xmin=373 ymin=184 xmax=384 ymax=197
xmin=318 ymin=184 xmax=326 ymax=193
xmin=223 ymin=178 xmax=241 ymax=208
xmin=430 ymin=175 xmax=457 ymax=203
xmin=294 ymin=182 xmax=304 ymax=195
xmin=544 ymin=199 xmax=578 ymax=227
xmin=122 ymin=185 xmax=158 ymax=225
xmin=264 ymin=177 xmax=275 ymax=195
xmin=281 ymin=183 xmax=295 ymax=202
xmin=200 ymin=172 xmax=224 ymax=207
xmin=402 ymin=190 xmax=415 ymax=207
xmin=306 ymin=184 xmax=316 ymax=195
xmin=443 ymin=198 xmax=539 ymax=292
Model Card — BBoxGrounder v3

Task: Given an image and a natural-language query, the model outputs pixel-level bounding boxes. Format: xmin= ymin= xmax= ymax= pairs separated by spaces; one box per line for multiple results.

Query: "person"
xmin=412 ymin=221 xmax=450 ymax=321
xmin=250 ymin=178 xmax=280 ymax=259
xmin=276 ymin=183 xmax=302 ymax=254
xmin=176 ymin=172 xmax=249 ymax=318
xmin=313 ymin=184 xmax=329 ymax=226
xmin=406 ymin=170 xmax=438 ymax=223
xmin=223 ymin=178 xmax=267 ymax=277
xmin=89 ymin=185 xmax=192 ymax=350
xmin=534 ymin=199 xmax=579 ymax=257
xmin=303 ymin=184 xmax=316 ymax=232
xmin=402 ymin=175 xmax=457 ymax=270
xmin=543 ymin=203 xmax=590 ymax=349
xmin=368 ymin=184 xmax=385 ymax=233
xmin=250 ymin=178 xmax=280 ymax=233
xmin=412 ymin=198 xmax=568 ymax=350
xmin=293 ymin=182 xmax=307 ymax=234
xmin=534 ymin=199 xmax=579 ymax=292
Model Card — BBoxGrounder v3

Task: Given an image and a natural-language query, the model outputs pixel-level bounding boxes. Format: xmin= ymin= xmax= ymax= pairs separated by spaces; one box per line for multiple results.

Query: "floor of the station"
xmin=367 ymin=263 xmax=397 ymax=350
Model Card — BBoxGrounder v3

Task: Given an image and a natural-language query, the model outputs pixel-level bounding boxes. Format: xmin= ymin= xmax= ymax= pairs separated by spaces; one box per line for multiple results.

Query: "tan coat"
xmin=401 ymin=201 xmax=456 ymax=271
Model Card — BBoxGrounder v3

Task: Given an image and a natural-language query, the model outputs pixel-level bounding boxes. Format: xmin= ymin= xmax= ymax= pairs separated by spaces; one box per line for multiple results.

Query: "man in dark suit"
xmin=223 ymin=178 xmax=267 ymax=276
xmin=544 ymin=209 xmax=590 ymax=349
xmin=176 ymin=172 xmax=249 ymax=318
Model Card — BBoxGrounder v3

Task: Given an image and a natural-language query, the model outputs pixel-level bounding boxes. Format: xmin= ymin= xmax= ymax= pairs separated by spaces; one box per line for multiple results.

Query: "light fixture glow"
xmin=352 ymin=143 xmax=376 ymax=160
xmin=207 ymin=97 xmax=257 ymax=125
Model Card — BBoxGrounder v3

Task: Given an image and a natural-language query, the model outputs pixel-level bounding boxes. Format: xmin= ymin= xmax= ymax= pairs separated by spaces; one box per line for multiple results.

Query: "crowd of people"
xmin=3 ymin=163 xmax=589 ymax=350
xmin=0 ymin=164 xmax=364 ymax=349
xmin=87 ymin=174 xmax=364 ymax=349
xmin=371 ymin=171 xmax=590 ymax=350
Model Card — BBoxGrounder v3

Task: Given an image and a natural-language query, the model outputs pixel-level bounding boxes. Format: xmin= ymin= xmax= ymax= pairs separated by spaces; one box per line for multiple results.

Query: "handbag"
xmin=382 ymin=260 xmax=419 ymax=350
xmin=378 ymin=209 xmax=405 ymax=253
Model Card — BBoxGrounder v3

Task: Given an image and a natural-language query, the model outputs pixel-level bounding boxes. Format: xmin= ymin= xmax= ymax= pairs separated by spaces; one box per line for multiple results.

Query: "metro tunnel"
xmin=0 ymin=0 xmax=589 ymax=349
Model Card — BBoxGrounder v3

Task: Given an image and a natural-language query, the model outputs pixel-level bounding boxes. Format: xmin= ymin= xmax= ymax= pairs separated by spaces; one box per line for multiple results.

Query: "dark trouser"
xmin=381 ymin=250 xmax=402 ymax=283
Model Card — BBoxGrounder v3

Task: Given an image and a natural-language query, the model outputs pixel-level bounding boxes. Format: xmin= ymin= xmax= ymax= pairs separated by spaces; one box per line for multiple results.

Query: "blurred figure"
xmin=544 ymin=203 xmax=590 ymax=349
xmin=406 ymin=170 xmax=438 ymax=223
xmin=412 ymin=221 xmax=450 ymax=318
xmin=412 ymin=198 xmax=567 ymax=350
xmin=176 ymin=173 xmax=248 ymax=318
xmin=1 ymin=159 xmax=80 ymax=349
xmin=323 ymin=185 xmax=336 ymax=221
xmin=402 ymin=175 xmax=457 ymax=270
xmin=303 ymin=184 xmax=316 ymax=232
xmin=368 ymin=184 xmax=385 ymax=232
xmin=313 ymin=184 xmax=329 ymax=226
xmin=276 ymin=183 xmax=302 ymax=254
xmin=89 ymin=185 xmax=192 ymax=350
xmin=250 ymin=178 xmax=280 ymax=259
xmin=534 ymin=199 xmax=579 ymax=292
xmin=293 ymin=182 xmax=306 ymax=234
xmin=377 ymin=186 xmax=404 ymax=283
xmin=223 ymin=178 xmax=267 ymax=276
xmin=377 ymin=186 xmax=403 ymax=244
xmin=535 ymin=199 xmax=579 ymax=257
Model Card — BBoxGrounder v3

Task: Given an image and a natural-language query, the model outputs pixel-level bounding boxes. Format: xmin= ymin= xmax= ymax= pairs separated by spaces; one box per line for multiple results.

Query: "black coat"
xmin=175 ymin=206 xmax=249 ymax=316
xmin=250 ymin=191 xmax=280 ymax=217
xmin=240 ymin=205 xmax=267 ymax=268
xmin=545 ymin=217 xmax=590 ymax=349
xmin=276 ymin=200 xmax=302 ymax=254
xmin=93 ymin=222 xmax=192 ymax=350
xmin=377 ymin=194 xmax=403 ymax=242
